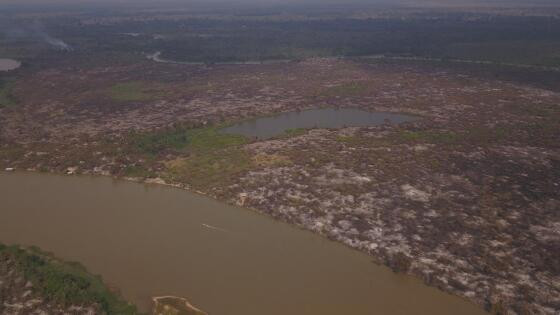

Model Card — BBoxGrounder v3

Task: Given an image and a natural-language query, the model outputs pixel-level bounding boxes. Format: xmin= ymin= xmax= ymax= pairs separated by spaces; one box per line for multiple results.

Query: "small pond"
xmin=0 ymin=59 xmax=21 ymax=72
xmin=221 ymin=108 xmax=418 ymax=139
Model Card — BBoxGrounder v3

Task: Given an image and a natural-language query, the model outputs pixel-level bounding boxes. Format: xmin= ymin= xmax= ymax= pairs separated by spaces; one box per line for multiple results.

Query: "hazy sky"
xmin=0 ymin=0 xmax=557 ymax=11
xmin=1 ymin=0 xmax=556 ymax=5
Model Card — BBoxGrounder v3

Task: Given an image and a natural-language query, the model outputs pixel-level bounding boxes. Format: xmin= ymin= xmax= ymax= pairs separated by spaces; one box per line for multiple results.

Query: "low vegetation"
xmin=0 ymin=243 xmax=138 ymax=314
xmin=253 ymin=153 xmax=292 ymax=168
xmin=395 ymin=130 xmax=461 ymax=145
xmin=443 ymin=40 xmax=560 ymax=67
xmin=1 ymin=6 xmax=560 ymax=313
xmin=128 ymin=125 xmax=251 ymax=188
xmin=108 ymin=81 xmax=158 ymax=102
xmin=165 ymin=148 xmax=251 ymax=189
xmin=319 ymin=82 xmax=369 ymax=97
xmin=130 ymin=126 xmax=191 ymax=155
xmin=130 ymin=125 xmax=247 ymax=155
xmin=124 ymin=165 xmax=156 ymax=178
xmin=282 ymin=128 xmax=308 ymax=138
xmin=0 ymin=80 xmax=16 ymax=108
xmin=394 ymin=127 xmax=511 ymax=146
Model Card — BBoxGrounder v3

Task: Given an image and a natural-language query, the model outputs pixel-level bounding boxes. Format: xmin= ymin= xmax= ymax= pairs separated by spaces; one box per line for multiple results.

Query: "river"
xmin=146 ymin=51 xmax=291 ymax=65
xmin=0 ymin=172 xmax=486 ymax=314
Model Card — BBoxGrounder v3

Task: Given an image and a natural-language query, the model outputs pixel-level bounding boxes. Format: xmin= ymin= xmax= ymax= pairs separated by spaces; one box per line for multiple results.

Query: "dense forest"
xmin=2 ymin=8 xmax=560 ymax=65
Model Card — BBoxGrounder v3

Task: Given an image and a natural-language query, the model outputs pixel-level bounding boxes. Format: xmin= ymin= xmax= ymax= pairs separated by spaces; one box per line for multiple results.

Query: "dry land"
xmin=1 ymin=56 xmax=559 ymax=314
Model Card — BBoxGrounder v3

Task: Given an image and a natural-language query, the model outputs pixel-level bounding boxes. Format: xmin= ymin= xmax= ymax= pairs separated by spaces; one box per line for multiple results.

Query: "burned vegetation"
xmin=1 ymin=4 xmax=560 ymax=315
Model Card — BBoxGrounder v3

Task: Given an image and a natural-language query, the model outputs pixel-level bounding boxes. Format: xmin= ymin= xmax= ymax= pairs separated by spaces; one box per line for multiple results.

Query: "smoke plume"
xmin=0 ymin=20 xmax=73 ymax=51
xmin=40 ymin=33 xmax=72 ymax=51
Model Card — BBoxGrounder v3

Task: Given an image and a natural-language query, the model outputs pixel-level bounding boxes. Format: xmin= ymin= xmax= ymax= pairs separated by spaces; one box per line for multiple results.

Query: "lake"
xmin=221 ymin=108 xmax=418 ymax=139
xmin=0 ymin=172 xmax=485 ymax=315
xmin=0 ymin=59 xmax=21 ymax=72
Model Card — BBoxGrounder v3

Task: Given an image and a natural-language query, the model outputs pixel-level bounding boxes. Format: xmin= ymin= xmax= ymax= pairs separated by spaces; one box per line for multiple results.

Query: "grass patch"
xmin=506 ymin=103 xmax=559 ymax=117
xmin=465 ymin=127 xmax=509 ymax=145
xmin=131 ymin=126 xmax=247 ymax=155
xmin=335 ymin=134 xmax=392 ymax=147
xmin=317 ymin=81 xmax=369 ymax=97
xmin=165 ymin=149 xmax=251 ymax=189
xmin=132 ymin=125 xmax=251 ymax=188
xmin=123 ymin=165 xmax=155 ymax=178
xmin=131 ymin=128 xmax=190 ymax=155
xmin=527 ymin=118 xmax=560 ymax=147
xmin=395 ymin=127 xmax=511 ymax=146
xmin=108 ymin=81 xmax=158 ymax=102
xmin=0 ymin=145 xmax=25 ymax=161
xmin=186 ymin=128 xmax=247 ymax=152
xmin=277 ymin=128 xmax=308 ymax=139
xmin=0 ymin=80 xmax=17 ymax=107
xmin=0 ymin=244 xmax=138 ymax=314
xmin=396 ymin=130 xmax=461 ymax=144
xmin=335 ymin=135 xmax=362 ymax=145
xmin=443 ymin=40 xmax=560 ymax=67
xmin=253 ymin=153 xmax=292 ymax=167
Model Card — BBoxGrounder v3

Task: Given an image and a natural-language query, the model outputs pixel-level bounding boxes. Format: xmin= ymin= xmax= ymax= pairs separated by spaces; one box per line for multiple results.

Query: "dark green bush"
xmin=0 ymin=244 xmax=138 ymax=314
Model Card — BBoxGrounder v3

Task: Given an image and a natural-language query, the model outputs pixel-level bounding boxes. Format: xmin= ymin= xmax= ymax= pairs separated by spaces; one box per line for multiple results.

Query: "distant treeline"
xmin=5 ymin=11 xmax=560 ymax=65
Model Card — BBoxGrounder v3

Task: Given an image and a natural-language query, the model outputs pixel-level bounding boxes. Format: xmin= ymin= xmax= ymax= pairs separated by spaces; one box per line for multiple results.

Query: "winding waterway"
xmin=147 ymin=51 xmax=291 ymax=65
xmin=0 ymin=172 xmax=486 ymax=314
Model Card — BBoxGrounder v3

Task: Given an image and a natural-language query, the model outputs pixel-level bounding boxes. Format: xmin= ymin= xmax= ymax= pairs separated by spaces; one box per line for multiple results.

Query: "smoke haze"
xmin=1 ymin=0 xmax=557 ymax=7
xmin=0 ymin=20 xmax=72 ymax=51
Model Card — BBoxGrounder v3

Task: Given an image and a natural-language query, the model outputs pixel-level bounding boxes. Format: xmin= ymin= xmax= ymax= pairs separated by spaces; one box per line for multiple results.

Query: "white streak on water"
xmin=201 ymin=223 xmax=228 ymax=232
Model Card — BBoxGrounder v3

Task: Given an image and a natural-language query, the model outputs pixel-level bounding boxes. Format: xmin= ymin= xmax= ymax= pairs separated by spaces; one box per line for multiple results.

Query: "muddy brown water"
xmin=0 ymin=59 xmax=21 ymax=71
xmin=0 ymin=172 xmax=486 ymax=315
xmin=221 ymin=108 xmax=418 ymax=139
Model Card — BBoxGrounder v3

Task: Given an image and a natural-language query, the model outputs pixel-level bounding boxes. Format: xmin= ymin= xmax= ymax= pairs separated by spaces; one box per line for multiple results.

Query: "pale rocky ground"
xmin=3 ymin=57 xmax=555 ymax=142
xmin=1 ymin=58 xmax=559 ymax=314
xmin=227 ymin=128 xmax=560 ymax=314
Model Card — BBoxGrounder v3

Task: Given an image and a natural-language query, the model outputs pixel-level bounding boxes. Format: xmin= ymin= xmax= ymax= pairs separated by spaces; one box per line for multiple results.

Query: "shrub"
xmin=0 ymin=244 xmax=138 ymax=314
xmin=388 ymin=252 xmax=412 ymax=273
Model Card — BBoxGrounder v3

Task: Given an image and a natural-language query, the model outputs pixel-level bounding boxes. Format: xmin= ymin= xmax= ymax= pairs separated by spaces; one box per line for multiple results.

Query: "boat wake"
xmin=201 ymin=223 xmax=228 ymax=232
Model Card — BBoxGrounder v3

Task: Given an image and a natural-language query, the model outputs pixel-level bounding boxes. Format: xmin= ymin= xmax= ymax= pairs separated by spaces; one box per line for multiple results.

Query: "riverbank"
xmin=0 ymin=243 xmax=136 ymax=314
xmin=153 ymin=296 xmax=207 ymax=315
xmin=1 ymin=57 xmax=559 ymax=314
xmin=0 ymin=243 xmax=210 ymax=315
xmin=0 ymin=172 xmax=486 ymax=315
